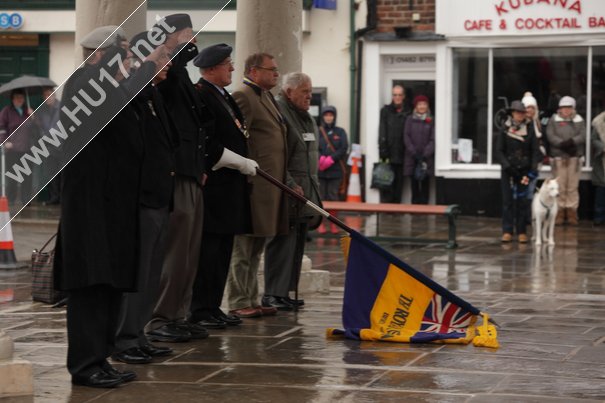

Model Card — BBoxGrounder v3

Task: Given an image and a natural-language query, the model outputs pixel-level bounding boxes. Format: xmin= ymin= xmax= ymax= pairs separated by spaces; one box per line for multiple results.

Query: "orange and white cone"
xmin=0 ymin=196 xmax=26 ymax=269
xmin=346 ymin=157 xmax=362 ymax=203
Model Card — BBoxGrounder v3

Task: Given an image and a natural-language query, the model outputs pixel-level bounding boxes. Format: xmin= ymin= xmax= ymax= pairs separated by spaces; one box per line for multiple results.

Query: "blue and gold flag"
xmin=327 ymin=230 xmax=498 ymax=348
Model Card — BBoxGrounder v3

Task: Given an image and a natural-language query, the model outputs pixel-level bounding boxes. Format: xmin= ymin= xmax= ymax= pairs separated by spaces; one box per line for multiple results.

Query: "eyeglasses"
xmin=254 ymin=65 xmax=279 ymax=72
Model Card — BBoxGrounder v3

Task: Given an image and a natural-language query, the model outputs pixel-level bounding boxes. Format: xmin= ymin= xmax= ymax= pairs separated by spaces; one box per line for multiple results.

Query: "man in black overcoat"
xmin=54 ymin=27 xmax=167 ymax=388
xmin=112 ymin=31 xmax=180 ymax=365
xmin=188 ymin=44 xmax=258 ymax=328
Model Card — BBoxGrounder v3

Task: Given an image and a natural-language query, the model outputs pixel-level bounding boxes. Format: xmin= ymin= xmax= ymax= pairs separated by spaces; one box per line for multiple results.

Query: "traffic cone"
xmin=346 ymin=157 xmax=362 ymax=203
xmin=0 ymin=196 xmax=27 ymax=269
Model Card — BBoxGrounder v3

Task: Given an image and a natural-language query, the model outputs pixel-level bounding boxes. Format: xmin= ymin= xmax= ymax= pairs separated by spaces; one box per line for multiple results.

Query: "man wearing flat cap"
xmin=55 ymin=26 xmax=167 ymax=388
xmin=62 ymin=25 xmax=127 ymax=105
xmin=188 ymin=43 xmax=258 ymax=329
xmin=146 ymin=13 xmax=211 ymax=343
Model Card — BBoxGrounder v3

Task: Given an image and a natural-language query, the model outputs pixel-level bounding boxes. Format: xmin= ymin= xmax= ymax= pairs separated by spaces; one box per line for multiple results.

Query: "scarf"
xmin=504 ymin=117 xmax=528 ymax=142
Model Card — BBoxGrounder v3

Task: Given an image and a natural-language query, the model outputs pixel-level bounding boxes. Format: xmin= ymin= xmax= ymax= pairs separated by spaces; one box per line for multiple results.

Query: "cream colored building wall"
xmin=48 ymin=33 xmax=76 ymax=96
xmin=302 ymin=4 xmax=352 ymax=135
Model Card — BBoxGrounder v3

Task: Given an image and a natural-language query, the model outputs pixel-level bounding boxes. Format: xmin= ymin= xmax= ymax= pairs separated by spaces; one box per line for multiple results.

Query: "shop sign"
xmin=0 ymin=13 xmax=23 ymax=30
xmin=436 ymin=0 xmax=605 ymax=37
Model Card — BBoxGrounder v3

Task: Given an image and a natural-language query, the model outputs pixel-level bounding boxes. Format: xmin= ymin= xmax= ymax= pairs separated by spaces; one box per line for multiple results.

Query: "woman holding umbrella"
xmin=0 ymin=89 xmax=33 ymax=204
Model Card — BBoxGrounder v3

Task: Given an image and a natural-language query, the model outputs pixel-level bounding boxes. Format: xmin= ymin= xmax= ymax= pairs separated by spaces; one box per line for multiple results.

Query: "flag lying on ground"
xmin=327 ymin=230 xmax=498 ymax=348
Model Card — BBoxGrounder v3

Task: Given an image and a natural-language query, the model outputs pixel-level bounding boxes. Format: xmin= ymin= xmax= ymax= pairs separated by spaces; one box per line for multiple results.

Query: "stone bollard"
xmin=257 ymin=254 xmax=330 ymax=295
xmin=0 ymin=330 xmax=33 ymax=399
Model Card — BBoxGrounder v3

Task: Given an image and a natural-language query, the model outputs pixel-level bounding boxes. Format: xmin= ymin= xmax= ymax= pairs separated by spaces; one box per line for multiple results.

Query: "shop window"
xmin=492 ymin=47 xmax=588 ymax=166
xmin=452 ymin=48 xmax=489 ymax=164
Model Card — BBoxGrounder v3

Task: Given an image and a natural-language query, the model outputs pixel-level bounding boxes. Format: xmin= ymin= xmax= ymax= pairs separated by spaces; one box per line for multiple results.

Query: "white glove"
xmin=212 ymin=148 xmax=258 ymax=176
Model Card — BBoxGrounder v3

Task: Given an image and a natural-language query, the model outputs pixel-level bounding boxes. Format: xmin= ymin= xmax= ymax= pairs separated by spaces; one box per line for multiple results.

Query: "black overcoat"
xmin=157 ymin=42 xmax=208 ymax=184
xmin=195 ymin=78 xmax=251 ymax=234
xmin=54 ymin=55 xmax=152 ymax=291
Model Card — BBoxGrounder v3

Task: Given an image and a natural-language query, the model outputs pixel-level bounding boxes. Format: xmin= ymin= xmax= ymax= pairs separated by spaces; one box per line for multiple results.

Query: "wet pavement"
xmin=1 ymin=209 xmax=604 ymax=402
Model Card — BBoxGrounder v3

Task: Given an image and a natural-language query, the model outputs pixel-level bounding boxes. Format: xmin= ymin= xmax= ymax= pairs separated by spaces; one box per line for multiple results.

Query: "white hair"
xmin=281 ymin=72 xmax=311 ymax=91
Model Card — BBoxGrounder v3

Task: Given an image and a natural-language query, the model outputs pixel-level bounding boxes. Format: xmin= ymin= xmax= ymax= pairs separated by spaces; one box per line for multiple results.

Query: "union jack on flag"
xmin=411 ymin=294 xmax=474 ymax=343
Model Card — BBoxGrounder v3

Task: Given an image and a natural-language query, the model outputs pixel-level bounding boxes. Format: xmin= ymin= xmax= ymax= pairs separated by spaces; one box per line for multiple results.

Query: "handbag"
xmin=370 ymin=162 xmax=395 ymax=190
xmin=31 ymin=233 xmax=63 ymax=304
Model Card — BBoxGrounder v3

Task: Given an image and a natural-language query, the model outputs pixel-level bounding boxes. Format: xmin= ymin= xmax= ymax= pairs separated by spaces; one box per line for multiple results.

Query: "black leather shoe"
xmin=103 ymin=366 xmax=137 ymax=382
xmin=212 ymin=309 xmax=242 ymax=326
xmin=147 ymin=324 xmax=191 ymax=343
xmin=191 ymin=317 xmax=227 ymax=329
xmin=72 ymin=370 xmax=124 ymax=388
xmin=175 ymin=321 xmax=209 ymax=339
xmin=262 ymin=295 xmax=294 ymax=311
xmin=284 ymin=296 xmax=305 ymax=307
xmin=140 ymin=343 xmax=173 ymax=357
xmin=111 ymin=347 xmax=152 ymax=365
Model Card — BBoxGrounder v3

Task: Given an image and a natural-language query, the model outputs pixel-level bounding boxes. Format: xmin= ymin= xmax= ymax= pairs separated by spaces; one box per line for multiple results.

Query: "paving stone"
xmin=2 ymin=214 xmax=605 ymax=401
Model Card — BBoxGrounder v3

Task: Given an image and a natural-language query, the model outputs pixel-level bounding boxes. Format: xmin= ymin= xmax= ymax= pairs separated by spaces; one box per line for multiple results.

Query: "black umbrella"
xmin=0 ymin=75 xmax=57 ymax=95
xmin=0 ymin=75 xmax=57 ymax=106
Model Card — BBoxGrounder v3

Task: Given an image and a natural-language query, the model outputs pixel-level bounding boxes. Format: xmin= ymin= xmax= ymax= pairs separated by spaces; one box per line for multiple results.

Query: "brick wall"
xmin=375 ymin=0 xmax=435 ymax=33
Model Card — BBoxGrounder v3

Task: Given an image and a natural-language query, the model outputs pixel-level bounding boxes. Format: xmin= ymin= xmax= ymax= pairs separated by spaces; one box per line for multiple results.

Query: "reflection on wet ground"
xmin=1 ymin=213 xmax=604 ymax=402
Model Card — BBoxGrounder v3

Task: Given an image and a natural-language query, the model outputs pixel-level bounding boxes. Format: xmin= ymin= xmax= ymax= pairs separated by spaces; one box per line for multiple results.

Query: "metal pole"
xmin=256 ymin=168 xmax=355 ymax=234
xmin=1 ymin=147 xmax=5 ymax=197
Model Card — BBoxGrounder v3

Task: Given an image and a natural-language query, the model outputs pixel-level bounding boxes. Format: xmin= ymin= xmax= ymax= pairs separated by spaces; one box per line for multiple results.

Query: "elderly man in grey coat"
xmin=262 ymin=72 xmax=322 ymax=310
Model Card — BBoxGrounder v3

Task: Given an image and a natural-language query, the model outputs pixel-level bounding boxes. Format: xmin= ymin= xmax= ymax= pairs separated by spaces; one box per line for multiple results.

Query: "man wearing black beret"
xmin=188 ymin=44 xmax=258 ymax=329
xmin=112 ymin=32 xmax=180 ymax=365
xmin=146 ymin=13 xmax=210 ymax=343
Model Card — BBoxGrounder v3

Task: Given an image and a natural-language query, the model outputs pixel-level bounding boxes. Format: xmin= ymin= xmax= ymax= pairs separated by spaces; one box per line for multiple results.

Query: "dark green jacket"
xmin=276 ymin=94 xmax=321 ymax=220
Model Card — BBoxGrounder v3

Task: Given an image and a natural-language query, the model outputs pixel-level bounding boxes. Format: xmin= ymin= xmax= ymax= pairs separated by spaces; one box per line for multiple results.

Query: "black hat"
xmin=508 ymin=100 xmax=526 ymax=113
xmin=130 ymin=31 xmax=158 ymax=59
xmin=193 ymin=43 xmax=232 ymax=68
xmin=154 ymin=13 xmax=192 ymax=35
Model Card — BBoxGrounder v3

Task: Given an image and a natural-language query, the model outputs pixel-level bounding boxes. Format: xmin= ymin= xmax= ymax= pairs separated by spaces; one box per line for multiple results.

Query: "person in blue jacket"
xmin=317 ymin=105 xmax=348 ymax=233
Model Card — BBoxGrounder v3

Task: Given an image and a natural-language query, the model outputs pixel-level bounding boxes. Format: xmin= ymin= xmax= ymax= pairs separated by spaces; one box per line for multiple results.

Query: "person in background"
xmin=590 ymin=110 xmax=605 ymax=225
xmin=546 ymin=96 xmax=586 ymax=225
xmin=317 ymin=105 xmax=348 ymax=234
xmin=0 ymin=89 xmax=32 ymax=205
xmin=497 ymin=100 xmax=540 ymax=243
xmin=36 ymin=87 xmax=62 ymax=205
xmin=403 ymin=95 xmax=435 ymax=205
xmin=521 ymin=91 xmax=544 ymax=224
xmin=378 ymin=85 xmax=408 ymax=203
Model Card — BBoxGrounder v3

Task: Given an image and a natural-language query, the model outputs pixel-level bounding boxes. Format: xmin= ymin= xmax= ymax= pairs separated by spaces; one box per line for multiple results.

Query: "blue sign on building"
xmin=313 ymin=0 xmax=337 ymax=10
xmin=0 ymin=13 xmax=24 ymax=30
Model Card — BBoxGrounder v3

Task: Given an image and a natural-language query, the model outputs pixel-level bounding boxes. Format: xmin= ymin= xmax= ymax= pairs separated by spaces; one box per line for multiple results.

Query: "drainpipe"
xmin=349 ymin=0 xmax=377 ymax=144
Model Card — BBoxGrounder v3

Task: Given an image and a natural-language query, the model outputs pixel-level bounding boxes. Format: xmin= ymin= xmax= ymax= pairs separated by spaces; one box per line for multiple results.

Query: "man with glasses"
xmin=378 ymin=85 xmax=409 ymax=203
xmin=188 ymin=44 xmax=258 ymax=329
xmin=227 ymin=53 xmax=289 ymax=317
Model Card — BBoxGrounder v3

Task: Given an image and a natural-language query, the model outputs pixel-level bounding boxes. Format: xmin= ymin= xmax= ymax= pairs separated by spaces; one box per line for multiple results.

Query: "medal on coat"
xmin=235 ymin=118 xmax=249 ymax=138
xmin=147 ymin=100 xmax=157 ymax=117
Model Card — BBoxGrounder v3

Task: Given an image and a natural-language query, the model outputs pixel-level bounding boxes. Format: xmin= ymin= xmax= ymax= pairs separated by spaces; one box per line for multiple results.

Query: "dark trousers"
xmin=411 ymin=176 xmax=429 ymax=204
xmin=501 ymin=171 xmax=529 ymax=235
xmin=379 ymin=163 xmax=403 ymax=203
xmin=189 ymin=232 xmax=234 ymax=321
xmin=115 ymin=206 xmax=169 ymax=352
xmin=264 ymin=222 xmax=308 ymax=297
xmin=594 ymin=186 xmax=605 ymax=224
xmin=67 ymin=285 xmax=122 ymax=378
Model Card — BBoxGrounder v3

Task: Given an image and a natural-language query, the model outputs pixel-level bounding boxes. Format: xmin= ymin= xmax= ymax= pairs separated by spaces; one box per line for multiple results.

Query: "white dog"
xmin=532 ymin=178 xmax=559 ymax=246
